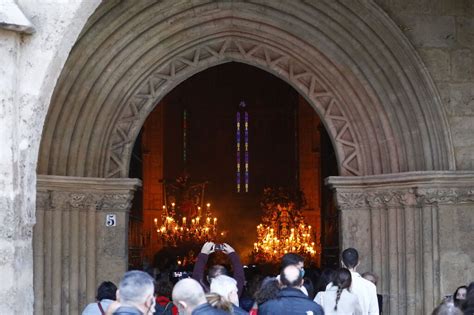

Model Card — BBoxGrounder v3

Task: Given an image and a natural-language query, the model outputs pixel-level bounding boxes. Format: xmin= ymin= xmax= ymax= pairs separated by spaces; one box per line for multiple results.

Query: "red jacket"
xmin=156 ymin=296 xmax=178 ymax=315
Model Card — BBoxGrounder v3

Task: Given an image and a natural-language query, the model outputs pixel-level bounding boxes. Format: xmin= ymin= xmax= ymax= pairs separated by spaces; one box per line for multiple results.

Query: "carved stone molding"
xmin=335 ymin=192 xmax=366 ymax=211
xmin=105 ymin=36 xmax=362 ymax=178
xmin=98 ymin=193 xmax=134 ymax=211
xmin=328 ymin=171 xmax=474 ymax=210
xmin=37 ymin=175 xmax=142 ymax=211
xmin=417 ymin=187 xmax=474 ymax=205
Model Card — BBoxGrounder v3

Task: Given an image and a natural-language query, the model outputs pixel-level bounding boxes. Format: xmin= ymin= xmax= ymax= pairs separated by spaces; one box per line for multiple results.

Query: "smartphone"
xmin=214 ymin=244 xmax=224 ymax=251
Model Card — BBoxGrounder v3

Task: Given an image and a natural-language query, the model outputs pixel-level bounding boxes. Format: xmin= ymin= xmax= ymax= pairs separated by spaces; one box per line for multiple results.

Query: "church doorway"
xmin=127 ymin=63 xmax=339 ymax=273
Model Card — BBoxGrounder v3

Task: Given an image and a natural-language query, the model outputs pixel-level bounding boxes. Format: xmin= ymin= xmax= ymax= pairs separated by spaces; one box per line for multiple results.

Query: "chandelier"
xmin=154 ymin=174 xmax=219 ymax=246
xmin=154 ymin=202 xmax=218 ymax=246
xmin=252 ymin=188 xmax=316 ymax=262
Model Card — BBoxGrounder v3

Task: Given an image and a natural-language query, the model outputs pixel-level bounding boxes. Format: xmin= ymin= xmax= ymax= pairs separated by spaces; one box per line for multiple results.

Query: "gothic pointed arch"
xmin=38 ymin=0 xmax=455 ymax=179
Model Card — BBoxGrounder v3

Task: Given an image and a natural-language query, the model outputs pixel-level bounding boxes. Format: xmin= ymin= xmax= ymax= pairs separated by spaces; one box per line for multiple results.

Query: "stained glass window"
xmin=237 ymin=101 xmax=249 ymax=193
xmin=183 ymin=109 xmax=187 ymax=163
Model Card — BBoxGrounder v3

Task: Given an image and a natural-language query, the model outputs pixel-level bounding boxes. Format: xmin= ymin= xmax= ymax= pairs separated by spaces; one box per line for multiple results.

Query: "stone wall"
xmin=328 ymin=171 xmax=474 ymax=314
xmin=35 ymin=176 xmax=140 ymax=315
xmin=0 ymin=1 xmax=100 ymax=313
xmin=0 ymin=1 xmax=473 ymax=314
xmin=376 ymin=0 xmax=474 ymax=170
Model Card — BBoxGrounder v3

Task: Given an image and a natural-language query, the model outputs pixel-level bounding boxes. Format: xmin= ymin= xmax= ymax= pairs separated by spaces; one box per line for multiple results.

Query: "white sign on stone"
xmin=105 ymin=214 xmax=117 ymax=227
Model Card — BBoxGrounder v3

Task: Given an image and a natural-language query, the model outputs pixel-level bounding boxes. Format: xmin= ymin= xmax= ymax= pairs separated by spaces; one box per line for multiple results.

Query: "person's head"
xmin=210 ymin=275 xmax=239 ymax=306
xmin=431 ymin=301 xmax=462 ymax=315
xmin=303 ymin=276 xmax=315 ymax=300
xmin=172 ymin=278 xmax=208 ymax=315
xmin=206 ymin=292 xmax=233 ymax=313
xmin=315 ymin=268 xmax=335 ymax=293
xmin=117 ymin=271 xmax=155 ymax=313
xmin=333 ymin=268 xmax=352 ymax=290
xmin=333 ymin=268 xmax=352 ymax=311
xmin=280 ymin=265 xmax=303 ymax=288
xmin=341 ymin=248 xmax=359 ymax=270
xmin=207 ymin=265 xmax=228 ymax=283
xmin=362 ymin=271 xmax=378 ymax=286
xmin=453 ymin=286 xmax=467 ymax=304
xmin=254 ymin=277 xmax=280 ymax=305
xmin=155 ymin=278 xmax=174 ymax=298
xmin=280 ymin=253 xmax=304 ymax=270
xmin=463 ymin=282 xmax=474 ymax=310
xmin=96 ymin=281 xmax=117 ymax=301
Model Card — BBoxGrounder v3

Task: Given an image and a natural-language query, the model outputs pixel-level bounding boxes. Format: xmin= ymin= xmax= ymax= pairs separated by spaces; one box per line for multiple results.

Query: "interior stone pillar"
xmin=327 ymin=171 xmax=474 ymax=315
xmin=34 ymin=175 xmax=141 ymax=315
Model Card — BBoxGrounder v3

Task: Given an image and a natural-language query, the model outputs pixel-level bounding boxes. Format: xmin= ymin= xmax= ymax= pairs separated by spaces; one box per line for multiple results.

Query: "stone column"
xmin=327 ymin=171 xmax=474 ymax=315
xmin=34 ymin=175 xmax=141 ymax=315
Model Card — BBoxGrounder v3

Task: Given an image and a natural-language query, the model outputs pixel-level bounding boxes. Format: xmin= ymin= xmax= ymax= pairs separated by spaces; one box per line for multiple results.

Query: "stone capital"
xmin=37 ymin=175 xmax=142 ymax=211
xmin=327 ymin=171 xmax=474 ymax=209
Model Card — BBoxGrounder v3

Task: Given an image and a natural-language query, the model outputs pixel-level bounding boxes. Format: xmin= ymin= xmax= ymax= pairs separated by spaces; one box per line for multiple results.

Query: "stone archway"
xmin=35 ymin=1 xmax=462 ymax=314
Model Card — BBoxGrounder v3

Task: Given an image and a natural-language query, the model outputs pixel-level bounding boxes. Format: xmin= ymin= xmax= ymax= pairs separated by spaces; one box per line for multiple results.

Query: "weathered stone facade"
xmin=328 ymin=171 xmax=474 ymax=314
xmin=34 ymin=176 xmax=140 ymax=314
xmin=0 ymin=1 xmax=472 ymax=314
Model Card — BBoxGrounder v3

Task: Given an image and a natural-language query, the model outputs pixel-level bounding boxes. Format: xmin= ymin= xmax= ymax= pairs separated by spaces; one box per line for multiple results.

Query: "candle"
xmin=213 ymin=217 xmax=217 ymax=224
xmin=154 ymin=218 xmax=158 ymax=224
xmin=182 ymin=217 xmax=186 ymax=224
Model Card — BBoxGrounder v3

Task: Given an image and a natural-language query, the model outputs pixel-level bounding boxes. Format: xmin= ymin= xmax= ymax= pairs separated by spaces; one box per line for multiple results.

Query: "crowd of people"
xmin=81 ymin=242 xmax=474 ymax=315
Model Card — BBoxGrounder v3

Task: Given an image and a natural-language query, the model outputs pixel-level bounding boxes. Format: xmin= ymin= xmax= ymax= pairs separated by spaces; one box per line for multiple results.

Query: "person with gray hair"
xmin=210 ymin=275 xmax=248 ymax=314
xmin=172 ymin=278 xmax=227 ymax=315
xmin=113 ymin=270 xmax=156 ymax=315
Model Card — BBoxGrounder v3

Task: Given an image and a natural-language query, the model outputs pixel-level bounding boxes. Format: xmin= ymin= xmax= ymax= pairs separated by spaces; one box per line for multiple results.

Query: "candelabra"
xmin=252 ymin=203 xmax=316 ymax=262
xmin=154 ymin=202 xmax=218 ymax=247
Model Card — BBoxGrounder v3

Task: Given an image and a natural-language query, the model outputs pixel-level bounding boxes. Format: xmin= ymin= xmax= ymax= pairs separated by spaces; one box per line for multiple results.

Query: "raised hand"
xmin=222 ymin=243 xmax=235 ymax=254
xmin=200 ymin=241 xmax=215 ymax=254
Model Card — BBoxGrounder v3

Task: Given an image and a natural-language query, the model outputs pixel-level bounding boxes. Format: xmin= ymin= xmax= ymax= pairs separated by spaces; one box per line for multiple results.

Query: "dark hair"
xmin=333 ymin=268 xmax=352 ymax=311
xmin=156 ymin=278 xmax=174 ymax=298
xmin=280 ymin=253 xmax=304 ymax=270
xmin=453 ymin=285 xmax=467 ymax=307
xmin=208 ymin=265 xmax=228 ymax=280
xmin=303 ymin=277 xmax=315 ymax=300
xmin=254 ymin=277 xmax=280 ymax=305
xmin=315 ymin=268 xmax=335 ymax=294
xmin=96 ymin=281 xmax=117 ymax=301
xmin=463 ymin=282 xmax=474 ymax=311
xmin=342 ymin=248 xmax=359 ymax=269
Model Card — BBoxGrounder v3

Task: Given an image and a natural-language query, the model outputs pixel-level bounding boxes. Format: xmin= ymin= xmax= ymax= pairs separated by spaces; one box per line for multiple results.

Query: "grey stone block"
xmin=445 ymin=83 xmax=474 ymax=115
xmin=451 ymin=49 xmax=473 ymax=81
xmin=456 ymin=17 xmax=474 ymax=47
xmin=449 ymin=116 xmax=474 ymax=147
xmin=419 ymin=48 xmax=451 ymax=81
xmin=396 ymin=14 xmax=456 ymax=48
xmin=455 ymin=146 xmax=474 ymax=170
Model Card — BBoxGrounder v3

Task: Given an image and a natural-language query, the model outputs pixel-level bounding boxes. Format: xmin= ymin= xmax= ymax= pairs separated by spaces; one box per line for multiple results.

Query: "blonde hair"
xmin=206 ymin=293 xmax=233 ymax=313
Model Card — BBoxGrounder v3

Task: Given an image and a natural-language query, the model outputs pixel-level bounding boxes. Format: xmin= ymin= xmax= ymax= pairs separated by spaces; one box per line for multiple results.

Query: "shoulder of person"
xmin=360 ymin=277 xmax=377 ymax=291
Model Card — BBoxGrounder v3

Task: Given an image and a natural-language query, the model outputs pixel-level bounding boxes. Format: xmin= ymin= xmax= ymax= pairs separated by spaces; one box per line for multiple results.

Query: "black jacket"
xmin=258 ymin=287 xmax=324 ymax=315
xmin=192 ymin=303 xmax=229 ymax=315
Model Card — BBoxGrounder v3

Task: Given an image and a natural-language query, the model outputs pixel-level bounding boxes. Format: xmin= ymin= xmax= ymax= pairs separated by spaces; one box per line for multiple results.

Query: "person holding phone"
xmin=192 ymin=242 xmax=245 ymax=297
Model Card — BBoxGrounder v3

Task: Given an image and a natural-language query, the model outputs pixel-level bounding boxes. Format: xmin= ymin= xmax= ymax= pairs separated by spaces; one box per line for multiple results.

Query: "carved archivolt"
xmin=105 ymin=36 xmax=362 ymax=178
